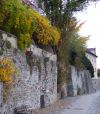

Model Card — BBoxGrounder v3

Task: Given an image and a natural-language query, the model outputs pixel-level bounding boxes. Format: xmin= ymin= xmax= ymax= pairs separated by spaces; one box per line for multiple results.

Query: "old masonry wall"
xmin=0 ymin=30 xmax=57 ymax=114
xmin=67 ymin=66 xmax=94 ymax=96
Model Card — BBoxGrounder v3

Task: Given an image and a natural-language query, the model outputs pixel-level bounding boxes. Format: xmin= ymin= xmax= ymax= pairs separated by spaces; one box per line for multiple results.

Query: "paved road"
xmin=34 ymin=91 xmax=100 ymax=114
xmin=61 ymin=91 xmax=100 ymax=114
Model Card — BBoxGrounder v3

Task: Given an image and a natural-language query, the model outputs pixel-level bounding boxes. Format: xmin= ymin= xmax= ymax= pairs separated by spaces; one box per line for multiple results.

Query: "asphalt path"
xmin=34 ymin=91 xmax=100 ymax=114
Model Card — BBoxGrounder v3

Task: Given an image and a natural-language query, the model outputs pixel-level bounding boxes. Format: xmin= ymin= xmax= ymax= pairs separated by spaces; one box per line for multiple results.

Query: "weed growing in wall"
xmin=0 ymin=56 xmax=18 ymax=102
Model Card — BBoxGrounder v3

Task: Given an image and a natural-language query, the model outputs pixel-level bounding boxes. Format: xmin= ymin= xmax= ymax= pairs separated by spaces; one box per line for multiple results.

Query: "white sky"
xmin=76 ymin=1 xmax=100 ymax=68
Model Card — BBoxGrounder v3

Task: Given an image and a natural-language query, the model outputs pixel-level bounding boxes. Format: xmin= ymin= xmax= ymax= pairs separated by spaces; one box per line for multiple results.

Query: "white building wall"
xmin=86 ymin=53 xmax=98 ymax=79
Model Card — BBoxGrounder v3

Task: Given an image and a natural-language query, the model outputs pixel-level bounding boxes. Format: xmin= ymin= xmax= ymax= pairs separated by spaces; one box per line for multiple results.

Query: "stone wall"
xmin=0 ymin=83 xmax=3 ymax=113
xmin=92 ymin=78 xmax=100 ymax=92
xmin=0 ymin=30 xmax=57 ymax=114
xmin=67 ymin=66 xmax=94 ymax=96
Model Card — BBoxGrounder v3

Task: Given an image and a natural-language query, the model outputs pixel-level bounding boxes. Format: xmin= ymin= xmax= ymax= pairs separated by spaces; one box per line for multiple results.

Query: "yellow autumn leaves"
xmin=0 ymin=0 xmax=60 ymax=50
xmin=0 ymin=56 xmax=18 ymax=102
xmin=0 ymin=56 xmax=17 ymax=84
xmin=32 ymin=11 xmax=60 ymax=45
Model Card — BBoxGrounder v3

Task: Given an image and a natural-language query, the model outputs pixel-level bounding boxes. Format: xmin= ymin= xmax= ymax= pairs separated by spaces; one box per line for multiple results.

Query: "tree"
xmin=69 ymin=19 xmax=88 ymax=68
xmin=69 ymin=34 xmax=88 ymax=68
xmin=81 ymin=55 xmax=94 ymax=78
xmin=35 ymin=0 xmax=96 ymax=95
xmin=18 ymin=0 xmax=98 ymax=97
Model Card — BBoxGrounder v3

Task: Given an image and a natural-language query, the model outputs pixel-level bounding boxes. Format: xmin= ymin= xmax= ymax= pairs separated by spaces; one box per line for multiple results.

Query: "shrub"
xmin=0 ymin=56 xmax=17 ymax=83
xmin=0 ymin=0 xmax=60 ymax=50
xmin=0 ymin=56 xmax=18 ymax=102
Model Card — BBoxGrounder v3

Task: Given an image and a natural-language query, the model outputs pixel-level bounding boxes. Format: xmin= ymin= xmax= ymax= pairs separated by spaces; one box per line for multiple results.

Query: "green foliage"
xmin=69 ymin=34 xmax=88 ymax=68
xmin=57 ymin=18 xmax=88 ymax=89
xmin=37 ymin=0 xmax=92 ymax=29
xmin=68 ymin=19 xmax=90 ymax=70
xmin=70 ymin=46 xmax=94 ymax=77
xmin=32 ymin=11 xmax=60 ymax=45
xmin=37 ymin=0 xmax=91 ymax=87
xmin=37 ymin=0 xmax=98 ymax=95
xmin=18 ymin=33 xmax=31 ymax=50
xmin=0 ymin=0 xmax=36 ymax=50
xmin=0 ymin=0 xmax=60 ymax=50
xmin=81 ymin=55 xmax=94 ymax=78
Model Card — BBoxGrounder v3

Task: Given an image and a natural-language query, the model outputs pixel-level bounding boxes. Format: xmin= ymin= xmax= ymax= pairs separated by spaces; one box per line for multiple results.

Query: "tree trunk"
xmin=57 ymin=29 xmax=69 ymax=98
